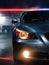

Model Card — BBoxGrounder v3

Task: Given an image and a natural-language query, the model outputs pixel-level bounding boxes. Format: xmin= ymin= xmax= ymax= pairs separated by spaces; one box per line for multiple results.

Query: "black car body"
xmin=13 ymin=10 xmax=49 ymax=65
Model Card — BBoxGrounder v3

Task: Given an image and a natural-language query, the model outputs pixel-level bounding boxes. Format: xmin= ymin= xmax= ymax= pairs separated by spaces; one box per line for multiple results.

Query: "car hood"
xmin=26 ymin=24 xmax=49 ymax=33
xmin=18 ymin=23 xmax=49 ymax=33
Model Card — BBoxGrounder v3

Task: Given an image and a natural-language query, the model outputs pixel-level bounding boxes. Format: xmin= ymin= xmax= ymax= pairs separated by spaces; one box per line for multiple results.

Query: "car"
xmin=13 ymin=10 xmax=49 ymax=65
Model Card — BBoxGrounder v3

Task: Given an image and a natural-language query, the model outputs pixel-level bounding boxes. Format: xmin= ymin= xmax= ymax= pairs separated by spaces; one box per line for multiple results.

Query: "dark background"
xmin=0 ymin=0 xmax=49 ymax=8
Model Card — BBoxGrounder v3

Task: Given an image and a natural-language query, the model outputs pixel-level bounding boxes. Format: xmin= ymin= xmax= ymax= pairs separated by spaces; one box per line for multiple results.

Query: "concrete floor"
xmin=0 ymin=32 xmax=14 ymax=65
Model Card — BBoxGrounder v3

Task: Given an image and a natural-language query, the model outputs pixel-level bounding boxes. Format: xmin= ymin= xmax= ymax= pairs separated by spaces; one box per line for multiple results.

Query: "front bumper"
xmin=13 ymin=39 xmax=49 ymax=65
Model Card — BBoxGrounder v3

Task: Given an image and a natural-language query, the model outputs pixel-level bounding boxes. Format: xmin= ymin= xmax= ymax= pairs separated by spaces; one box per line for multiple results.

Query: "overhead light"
xmin=0 ymin=16 xmax=6 ymax=25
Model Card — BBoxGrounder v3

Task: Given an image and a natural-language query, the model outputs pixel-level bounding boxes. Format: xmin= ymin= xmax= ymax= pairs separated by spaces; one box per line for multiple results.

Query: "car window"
xmin=20 ymin=11 xmax=49 ymax=24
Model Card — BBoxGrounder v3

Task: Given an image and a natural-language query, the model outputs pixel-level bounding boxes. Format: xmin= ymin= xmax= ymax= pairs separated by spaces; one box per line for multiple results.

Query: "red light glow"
xmin=0 ymin=8 xmax=48 ymax=12
xmin=0 ymin=7 xmax=39 ymax=12
xmin=0 ymin=57 xmax=13 ymax=60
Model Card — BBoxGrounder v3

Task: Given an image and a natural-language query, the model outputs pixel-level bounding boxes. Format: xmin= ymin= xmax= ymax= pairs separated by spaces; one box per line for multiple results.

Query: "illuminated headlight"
xmin=16 ymin=29 xmax=38 ymax=39
xmin=16 ymin=29 xmax=29 ymax=39
xmin=23 ymin=50 xmax=30 ymax=58
xmin=18 ymin=47 xmax=35 ymax=62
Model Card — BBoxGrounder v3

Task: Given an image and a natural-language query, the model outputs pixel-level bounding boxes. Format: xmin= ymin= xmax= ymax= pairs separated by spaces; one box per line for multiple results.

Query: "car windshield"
xmin=21 ymin=11 xmax=49 ymax=24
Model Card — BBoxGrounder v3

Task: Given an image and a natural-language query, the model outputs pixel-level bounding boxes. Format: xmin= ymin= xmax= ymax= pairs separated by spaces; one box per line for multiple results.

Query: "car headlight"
xmin=18 ymin=47 xmax=35 ymax=62
xmin=16 ymin=29 xmax=38 ymax=39
xmin=16 ymin=29 xmax=29 ymax=39
xmin=23 ymin=50 xmax=30 ymax=58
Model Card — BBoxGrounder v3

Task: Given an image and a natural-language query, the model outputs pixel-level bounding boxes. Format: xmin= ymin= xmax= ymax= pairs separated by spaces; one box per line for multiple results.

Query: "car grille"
xmin=45 ymin=32 xmax=49 ymax=40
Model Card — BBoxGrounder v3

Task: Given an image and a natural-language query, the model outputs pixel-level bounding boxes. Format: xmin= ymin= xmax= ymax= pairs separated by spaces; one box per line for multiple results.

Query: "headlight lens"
xmin=16 ymin=29 xmax=38 ymax=39
xmin=16 ymin=29 xmax=29 ymax=39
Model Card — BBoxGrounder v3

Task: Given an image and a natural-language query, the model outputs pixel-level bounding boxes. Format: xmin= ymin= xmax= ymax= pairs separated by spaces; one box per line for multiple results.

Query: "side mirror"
xmin=11 ymin=19 xmax=20 ymax=27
